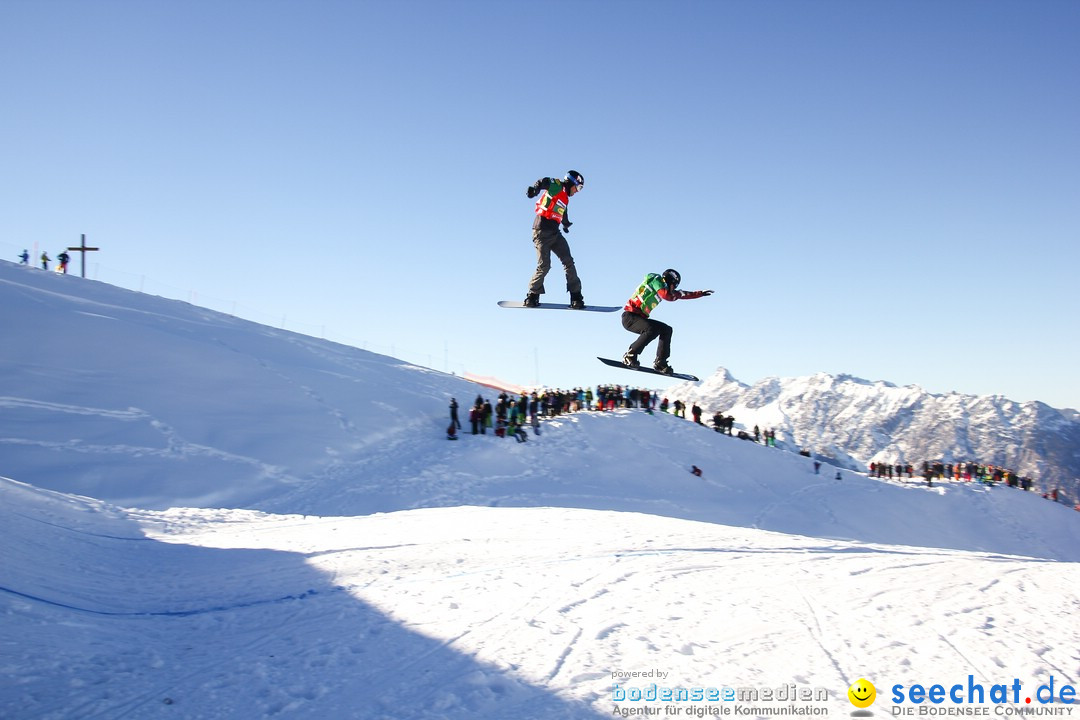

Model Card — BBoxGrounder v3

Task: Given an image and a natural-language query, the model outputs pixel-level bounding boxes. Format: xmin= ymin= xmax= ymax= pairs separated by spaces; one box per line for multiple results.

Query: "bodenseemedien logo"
xmin=849 ymin=678 xmax=877 ymax=716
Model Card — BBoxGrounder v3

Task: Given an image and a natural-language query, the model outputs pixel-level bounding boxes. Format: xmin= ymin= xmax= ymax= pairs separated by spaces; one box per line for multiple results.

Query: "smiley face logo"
xmin=848 ymin=678 xmax=876 ymax=708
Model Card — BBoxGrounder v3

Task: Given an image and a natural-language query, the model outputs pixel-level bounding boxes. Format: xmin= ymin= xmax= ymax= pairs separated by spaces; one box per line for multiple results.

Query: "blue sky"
xmin=3 ymin=0 xmax=1078 ymax=409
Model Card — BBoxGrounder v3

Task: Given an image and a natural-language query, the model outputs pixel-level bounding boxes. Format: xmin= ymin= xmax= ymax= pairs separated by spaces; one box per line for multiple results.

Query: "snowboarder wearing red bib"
xmin=621 ymin=269 xmax=712 ymax=375
xmin=524 ymin=170 xmax=586 ymax=309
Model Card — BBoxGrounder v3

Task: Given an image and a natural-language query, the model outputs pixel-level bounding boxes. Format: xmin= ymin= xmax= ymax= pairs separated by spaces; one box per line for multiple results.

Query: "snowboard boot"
xmin=622 ymin=351 xmax=640 ymax=368
xmin=569 ymin=292 xmax=586 ymax=310
xmin=653 ymin=359 xmax=674 ymax=375
xmin=523 ymin=292 xmax=540 ymax=308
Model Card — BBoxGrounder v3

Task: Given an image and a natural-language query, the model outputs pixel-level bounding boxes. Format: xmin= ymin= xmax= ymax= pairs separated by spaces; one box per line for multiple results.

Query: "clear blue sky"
xmin=3 ymin=0 xmax=1078 ymax=409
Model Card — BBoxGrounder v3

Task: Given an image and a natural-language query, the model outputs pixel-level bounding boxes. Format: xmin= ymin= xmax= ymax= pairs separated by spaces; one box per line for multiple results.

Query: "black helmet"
xmin=565 ymin=170 xmax=584 ymax=188
xmin=662 ymin=268 xmax=681 ymax=289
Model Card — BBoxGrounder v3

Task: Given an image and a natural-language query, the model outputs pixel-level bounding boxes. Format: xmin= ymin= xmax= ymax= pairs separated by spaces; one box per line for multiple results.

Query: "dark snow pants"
xmin=527 ymin=225 xmax=581 ymax=295
xmin=622 ymin=311 xmax=672 ymax=363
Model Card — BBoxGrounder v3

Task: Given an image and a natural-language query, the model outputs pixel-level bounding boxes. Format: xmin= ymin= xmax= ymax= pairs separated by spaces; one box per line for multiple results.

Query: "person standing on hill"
xmin=524 ymin=170 xmax=586 ymax=309
xmin=471 ymin=396 xmax=483 ymax=435
xmin=449 ymin=398 xmax=461 ymax=430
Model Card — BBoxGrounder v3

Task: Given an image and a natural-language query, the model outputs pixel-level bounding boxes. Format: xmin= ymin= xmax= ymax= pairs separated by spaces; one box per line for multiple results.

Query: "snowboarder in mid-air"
xmin=524 ymin=170 xmax=586 ymax=309
xmin=621 ymin=269 xmax=712 ymax=376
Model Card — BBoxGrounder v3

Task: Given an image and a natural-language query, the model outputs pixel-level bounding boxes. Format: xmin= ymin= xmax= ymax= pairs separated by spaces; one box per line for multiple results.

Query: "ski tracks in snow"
xmin=5 ymin=482 xmax=1079 ymax=719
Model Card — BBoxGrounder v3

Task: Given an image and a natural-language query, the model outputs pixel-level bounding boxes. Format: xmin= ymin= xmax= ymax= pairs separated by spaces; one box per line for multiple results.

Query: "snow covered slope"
xmin=2 ymin=260 xmax=1079 ymax=719
xmin=2 ymin=259 xmax=1076 ymax=559
xmin=4 ymin=478 xmax=1078 ymax=719
xmin=1 ymin=260 xmax=482 ymax=508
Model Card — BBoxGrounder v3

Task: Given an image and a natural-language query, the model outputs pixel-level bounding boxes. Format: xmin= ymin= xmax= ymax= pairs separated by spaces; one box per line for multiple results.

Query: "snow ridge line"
xmin=0 ymin=584 xmax=346 ymax=617
xmin=5 ymin=510 xmax=152 ymax=541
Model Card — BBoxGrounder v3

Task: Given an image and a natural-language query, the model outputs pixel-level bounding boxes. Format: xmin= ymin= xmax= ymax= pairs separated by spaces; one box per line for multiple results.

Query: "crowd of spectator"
xmin=449 ymin=386 xmax=658 ymax=441
xmin=445 ymin=386 xmax=782 ymax=451
xmin=869 ymin=460 xmax=1038 ymax=490
xmin=871 ymin=460 xmax=1074 ymax=507
xmin=447 ymin=387 xmax=1073 ymax=508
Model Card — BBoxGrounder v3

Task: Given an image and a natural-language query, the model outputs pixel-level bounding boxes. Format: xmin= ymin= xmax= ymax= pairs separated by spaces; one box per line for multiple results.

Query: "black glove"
xmin=562 ymin=221 xmax=572 ymax=233
xmin=701 ymin=290 xmax=714 ymax=296
xmin=526 ymin=186 xmax=539 ymax=198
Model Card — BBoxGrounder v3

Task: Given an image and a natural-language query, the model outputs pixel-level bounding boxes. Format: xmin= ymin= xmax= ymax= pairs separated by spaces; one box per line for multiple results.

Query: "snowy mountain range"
xmin=664 ymin=369 xmax=1080 ymax=503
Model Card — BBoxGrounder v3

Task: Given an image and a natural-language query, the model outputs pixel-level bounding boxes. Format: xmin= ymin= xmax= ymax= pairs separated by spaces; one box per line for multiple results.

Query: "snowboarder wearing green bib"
xmin=621 ymin=269 xmax=712 ymax=376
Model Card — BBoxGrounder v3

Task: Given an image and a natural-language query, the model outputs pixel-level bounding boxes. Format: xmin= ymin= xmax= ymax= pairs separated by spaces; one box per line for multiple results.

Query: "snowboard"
xmin=498 ymin=301 xmax=621 ymax=312
xmin=597 ymin=357 xmax=699 ymax=381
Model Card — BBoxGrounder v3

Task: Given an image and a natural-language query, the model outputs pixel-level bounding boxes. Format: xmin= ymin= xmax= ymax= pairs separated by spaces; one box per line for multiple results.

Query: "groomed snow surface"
xmin=2 ymin=261 xmax=1078 ymax=719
